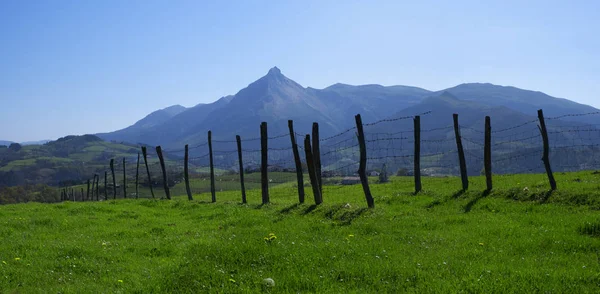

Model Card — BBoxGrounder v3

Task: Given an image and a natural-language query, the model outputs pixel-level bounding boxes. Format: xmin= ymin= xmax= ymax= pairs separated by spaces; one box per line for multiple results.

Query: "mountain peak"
xmin=267 ymin=66 xmax=282 ymax=76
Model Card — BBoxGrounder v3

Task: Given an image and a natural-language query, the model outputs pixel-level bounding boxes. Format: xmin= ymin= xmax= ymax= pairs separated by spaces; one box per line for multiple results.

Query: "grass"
xmin=1 ymin=171 xmax=600 ymax=293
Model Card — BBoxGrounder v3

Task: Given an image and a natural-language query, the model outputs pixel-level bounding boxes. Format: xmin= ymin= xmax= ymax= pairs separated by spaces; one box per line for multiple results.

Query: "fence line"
xmin=56 ymin=109 xmax=600 ymax=208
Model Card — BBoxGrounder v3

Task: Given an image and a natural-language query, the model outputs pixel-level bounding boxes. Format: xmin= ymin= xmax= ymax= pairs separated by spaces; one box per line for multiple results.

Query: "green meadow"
xmin=1 ymin=171 xmax=600 ymax=293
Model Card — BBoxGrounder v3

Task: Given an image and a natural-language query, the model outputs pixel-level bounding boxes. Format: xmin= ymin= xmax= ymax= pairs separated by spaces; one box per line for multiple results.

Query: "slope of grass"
xmin=1 ymin=171 xmax=600 ymax=293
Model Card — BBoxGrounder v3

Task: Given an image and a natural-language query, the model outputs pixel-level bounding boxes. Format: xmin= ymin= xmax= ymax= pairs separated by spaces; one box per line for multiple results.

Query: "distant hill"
xmin=21 ymin=140 xmax=51 ymax=146
xmin=0 ymin=140 xmax=13 ymax=147
xmin=0 ymin=135 xmax=145 ymax=187
xmin=439 ymin=83 xmax=600 ymax=125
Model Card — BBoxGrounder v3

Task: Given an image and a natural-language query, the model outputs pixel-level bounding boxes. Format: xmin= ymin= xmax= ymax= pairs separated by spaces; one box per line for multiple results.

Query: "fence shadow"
xmin=279 ymin=203 xmax=302 ymax=214
xmin=337 ymin=208 xmax=369 ymax=226
xmin=302 ymin=204 xmax=319 ymax=215
xmin=539 ymin=190 xmax=554 ymax=204
xmin=463 ymin=190 xmax=491 ymax=213
xmin=452 ymin=189 xmax=466 ymax=199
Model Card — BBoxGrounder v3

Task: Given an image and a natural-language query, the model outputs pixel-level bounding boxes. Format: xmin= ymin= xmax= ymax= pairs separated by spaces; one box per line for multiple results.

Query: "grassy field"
xmin=1 ymin=171 xmax=600 ymax=293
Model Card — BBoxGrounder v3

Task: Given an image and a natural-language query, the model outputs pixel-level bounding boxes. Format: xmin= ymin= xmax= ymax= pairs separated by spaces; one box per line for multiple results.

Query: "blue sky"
xmin=1 ymin=0 xmax=599 ymax=142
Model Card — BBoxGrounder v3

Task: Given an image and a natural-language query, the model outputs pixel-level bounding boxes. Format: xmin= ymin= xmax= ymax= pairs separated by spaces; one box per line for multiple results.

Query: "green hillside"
xmin=0 ymin=135 xmax=144 ymax=187
xmin=1 ymin=172 xmax=600 ymax=292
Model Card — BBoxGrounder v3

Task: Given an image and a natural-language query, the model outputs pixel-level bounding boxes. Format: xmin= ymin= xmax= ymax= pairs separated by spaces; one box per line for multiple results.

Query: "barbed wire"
xmin=421 ymin=125 xmax=453 ymax=133
xmin=492 ymin=119 xmax=539 ymax=134
xmin=546 ymin=111 xmax=600 ymax=120
xmin=319 ymin=127 xmax=357 ymax=142
xmin=363 ymin=111 xmax=432 ymax=127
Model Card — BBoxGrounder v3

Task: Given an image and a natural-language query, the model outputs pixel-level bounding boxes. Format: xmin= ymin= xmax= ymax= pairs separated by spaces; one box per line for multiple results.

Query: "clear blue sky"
xmin=1 ymin=0 xmax=599 ymax=142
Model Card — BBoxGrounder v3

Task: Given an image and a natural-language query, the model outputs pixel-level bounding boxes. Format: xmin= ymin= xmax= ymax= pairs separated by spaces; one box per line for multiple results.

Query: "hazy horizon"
xmin=1 ymin=0 xmax=599 ymax=142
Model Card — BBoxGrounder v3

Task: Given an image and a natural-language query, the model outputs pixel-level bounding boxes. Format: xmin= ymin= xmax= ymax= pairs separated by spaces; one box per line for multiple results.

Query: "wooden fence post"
xmin=95 ymin=174 xmax=99 ymax=201
xmin=260 ymin=122 xmax=270 ymax=205
xmin=236 ymin=135 xmax=247 ymax=204
xmin=141 ymin=146 xmax=155 ymax=199
xmin=156 ymin=146 xmax=171 ymax=200
xmin=86 ymin=179 xmax=90 ymax=201
xmin=92 ymin=176 xmax=97 ymax=200
xmin=355 ymin=114 xmax=375 ymax=208
xmin=122 ymin=158 xmax=127 ymax=198
xmin=312 ymin=122 xmax=322 ymax=195
xmin=135 ymin=153 xmax=140 ymax=199
xmin=288 ymin=120 xmax=305 ymax=203
xmin=304 ymin=135 xmax=322 ymax=205
xmin=104 ymin=171 xmax=108 ymax=200
xmin=110 ymin=159 xmax=117 ymax=199
xmin=484 ymin=116 xmax=493 ymax=191
xmin=453 ymin=114 xmax=469 ymax=191
xmin=208 ymin=131 xmax=216 ymax=203
xmin=90 ymin=177 xmax=95 ymax=200
xmin=80 ymin=188 xmax=84 ymax=202
xmin=538 ymin=109 xmax=557 ymax=190
xmin=184 ymin=144 xmax=193 ymax=201
xmin=414 ymin=115 xmax=422 ymax=193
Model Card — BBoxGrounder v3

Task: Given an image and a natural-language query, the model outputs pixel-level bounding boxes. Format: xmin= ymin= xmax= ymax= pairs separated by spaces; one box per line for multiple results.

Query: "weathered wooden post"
xmin=80 ymin=188 xmax=84 ymax=202
xmin=453 ymin=114 xmax=469 ymax=191
xmin=414 ymin=115 xmax=422 ymax=193
xmin=312 ymin=122 xmax=322 ymax=195
xmin=86 ymin=179 xmax=90 ymax=201
xmin=95 ymin=174 xmax=99 ymax=201
xmin=104 ymin=171 xmax=108 ymax=200
xmin=208 ymin=131 xmax=216 ymax=202
xmin=288 ymin=120 xmax=305 ymax=203
xmin=135 ymin=153 xmax=140 ymax=199
xmin=538 ymin=109 xmax=557 ymax=190
xmin=110 ymin=159 xmax=117 ymax=199
xmin=236 ymin=135 xmax=247 ymax=204
xmin=90 ymin=177 xmax=95 ymax=200
xmin=355 ymin=114 xmax=375 ymax=208
xmin=304 ymin=135 xmax=322 ymax=205
xmin=141 ymin=146 xmax=155 ymax=199
xmin=122 ymin=158 xmax=127 ymax=198
xmin=156 ymin=146 xmax=171 ymax=200
xmin=260 ymin=122 xmax=270 ymax=204
xmin=184 ymin=144 xmax=193 ymax=201
xmin=484 ymin=116 xmax=493 ymax=191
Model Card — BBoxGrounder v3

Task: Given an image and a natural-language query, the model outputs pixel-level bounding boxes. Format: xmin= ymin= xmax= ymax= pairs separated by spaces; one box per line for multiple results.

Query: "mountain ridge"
xmin=96 ymin=67 xmax=600 ymax=148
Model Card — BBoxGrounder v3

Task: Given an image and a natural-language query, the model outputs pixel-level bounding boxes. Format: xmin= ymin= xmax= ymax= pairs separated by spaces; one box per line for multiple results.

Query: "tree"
xmin=379 ymin=163 xmax=389 ymax=183
xmin=8 ymin=143 xmax=22 ymax=152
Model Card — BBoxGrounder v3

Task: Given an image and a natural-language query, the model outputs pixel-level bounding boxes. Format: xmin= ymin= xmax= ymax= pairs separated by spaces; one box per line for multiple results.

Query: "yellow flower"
xmin=348 ymin=234 xmax=355 ymax=238
xmin=118 ymin=280 xmax=123 ymax=283
xmin=14 ymin=258 xmax=20 ymax=261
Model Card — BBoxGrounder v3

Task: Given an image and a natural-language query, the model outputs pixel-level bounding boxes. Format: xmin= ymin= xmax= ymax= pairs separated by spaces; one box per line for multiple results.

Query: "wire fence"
xmin=58 ymin=109 xmax=600 ymax=206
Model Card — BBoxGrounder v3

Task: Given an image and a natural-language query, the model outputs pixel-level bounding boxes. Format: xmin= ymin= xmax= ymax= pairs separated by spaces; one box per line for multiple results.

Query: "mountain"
xmin=309 ymin=83 xmax=431 ymax=124
xmin=97 ymin=105 xmax=187 ymax=143
xmin=439 ymin=83 xmax=600 ymax=125
xmin=0 ymin=141 xmax=13 ymax=147
xmin=97 ymin=67 xmax=600 ymax=152
xmin=179 ymin=67 xmax=342 ymax=145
